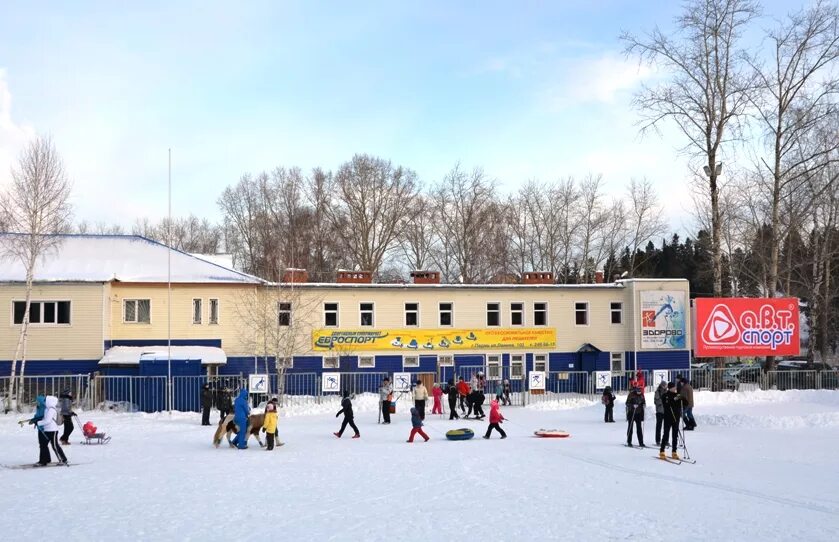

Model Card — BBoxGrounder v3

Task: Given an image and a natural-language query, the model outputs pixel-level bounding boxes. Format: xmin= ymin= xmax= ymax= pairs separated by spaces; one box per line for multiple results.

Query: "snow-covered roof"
xmin=189 ymin=253 xmax=234 ymax=270
xmin=267 ymin=281 xmax=628 ymax=290
xmin=0 ymin=234 xmax=263 ymax=284
xmin=99 ymin=346 xmax=227 ymax=366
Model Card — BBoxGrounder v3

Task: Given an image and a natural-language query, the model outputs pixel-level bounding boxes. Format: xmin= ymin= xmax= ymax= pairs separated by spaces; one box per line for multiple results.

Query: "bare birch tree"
xmin=623 ymin=0 xmax=760 ymax=296
xmin=1 ymin=136 xmax=72 ymax=410
xmin=625 ymin=178 xmax=668 ymax=275
xmin=398 ymin=195 xmax=436 ymax=272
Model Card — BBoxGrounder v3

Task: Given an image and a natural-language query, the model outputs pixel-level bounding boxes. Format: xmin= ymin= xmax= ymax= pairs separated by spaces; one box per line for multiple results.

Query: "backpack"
xmin=601 ymin=395 xmax=608 ymax=405
xmin=54 ymin=407 xmax=64 ymax=426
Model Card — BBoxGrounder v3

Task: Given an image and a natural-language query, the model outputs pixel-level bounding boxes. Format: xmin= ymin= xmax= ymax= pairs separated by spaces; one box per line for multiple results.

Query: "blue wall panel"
xmin=637 ymin=351 xmax=690 ymax=370
xmin=0 ymin=359 xmax=100 ymax=376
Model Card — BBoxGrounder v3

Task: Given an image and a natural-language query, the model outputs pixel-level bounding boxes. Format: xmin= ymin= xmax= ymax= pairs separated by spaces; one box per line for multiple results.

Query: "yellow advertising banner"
xmin=312 ymin=328 xmax=556 ymax=352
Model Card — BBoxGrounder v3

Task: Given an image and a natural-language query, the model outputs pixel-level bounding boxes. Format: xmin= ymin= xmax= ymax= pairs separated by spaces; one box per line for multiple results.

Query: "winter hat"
xmin=658 ymin=380 xmax=667 ymax=387
xmin=490 ymin=399 xmax=499 ymax=409
xmin=342 ymin=390 xmax=350 ymax=399
xmin=667 ymin=381 xmax=676 ymax=390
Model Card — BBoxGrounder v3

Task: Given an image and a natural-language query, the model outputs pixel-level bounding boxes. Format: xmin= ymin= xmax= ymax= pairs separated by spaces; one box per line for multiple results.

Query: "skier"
xmin=653 ymin=380 xmax=667 ymax=445
xmin=634 ymin=370 xmax=646 ymax=391
xmin=446 ymin=379 xmax=460 ymax=420
xmin=625 ymin=386 xmax=646 ymax=447
xmin=472 ymin=388 xmax=486 ymax=420
xmin=659 ymin=382 xmax=683 ymax=460
xmin=601 ymin=385 xmax=615 ymax=423
xmin=407 ymin=407 xmax=430 ymax=443
xmin=379 ymin=377 xmax=392 ymax=424
xmin=413 ymin=380 xmax=429 ymax=420
xmin=678 ymin=376 xmax=696 ymax=430
xmin=58 ymin=389 xmax=77 ymax=445
xmin=201 ymin=383 xmax=213 ymax=426
xmin=25 ymin=395 xmax=67 ymax=466
xmin=334 ymin=390 xmax=360 ymax=439
xmin=231 ymin=388 xmax=250 ymax=450
xmin=457 ymin=377 xmax=470 ymax=413
xmin=502 ymin=379 xmax=512 ymax=406
xmin=263 ymin=398 xmax=278 ymax=451
xmin=483 ymin=399 xmax=507 ymax=439
xmin=431 ymin=383 xmax=443 ymax=415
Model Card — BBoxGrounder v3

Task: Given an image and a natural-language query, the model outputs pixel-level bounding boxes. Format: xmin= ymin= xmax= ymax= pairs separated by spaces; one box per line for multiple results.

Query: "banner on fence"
xmin=322 ymin=372 xmax=340 ymax=393
xmin=312 ymin=328 xmax=556 ymax=351
xmin=653 ymin=370 xmax=669 ymax=386
xmin=640 ymin=291 xmax=687 ymax=350
xmin=695 ymin=298 xmax=800 ymax=357
xmin=595 ymin=371 xmax=611 ymax=390
xmin=528 ymin=371 xmax=545 ymax=390
xmin=248 ymin=374 xmax=268 ymax=394
xmin=393 ymin=372 xmax=412 ymax=392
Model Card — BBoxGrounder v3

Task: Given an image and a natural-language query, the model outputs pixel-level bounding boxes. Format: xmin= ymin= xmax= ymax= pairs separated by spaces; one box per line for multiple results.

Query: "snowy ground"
xmin=2 ymin=390 xmax=839 ymax=541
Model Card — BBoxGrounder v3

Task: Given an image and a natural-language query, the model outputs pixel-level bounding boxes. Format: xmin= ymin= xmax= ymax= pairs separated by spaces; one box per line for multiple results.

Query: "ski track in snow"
xmin=1 ymin=389 xmax=838 ymax=541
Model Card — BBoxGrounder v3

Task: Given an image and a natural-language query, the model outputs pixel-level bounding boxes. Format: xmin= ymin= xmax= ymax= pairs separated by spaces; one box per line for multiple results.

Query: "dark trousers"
xmin=604 ymin=405 xmax=614 ymax=422
xmin=626 ymin=419 xmax=644 ymax=445
xmin=201 ymin=406 xmax=211 ymax=426
xmin=448 ymin=397 xmax=459 ymax=419
xmin=38 ymin=430 xmax=67 ymax=464
xmin=338 ymin=417 xmax=359 ymax=437
xmin=459 ymin=395 xmax=466 ymax=411
xmin=474 ymin=403 xmax=485 ymax=418
xmin=381 ymin=400 xmax=391 ymax=423
xmin=415 ymin=399 xmax=426 ymax=420
xmin=408 ymin=427 xmax=429 ymax=442
xmin=502 ymin=391 xmax=511 ymax=405
xmin=683 ymin=407 xmax=696 ymax=429
xmin=219 ymin=408 xmax=230 ymax=423
xmin=266 ymin=433 xmax=275 ymax=450
xmin=484 ymin=423 xmax=507 ymax=438
xmin=655 ymin=413 xmax=664 ymax=443
xmin=61 ymin=417 xmax=74 ymax=442
xmin=660 ymin=418 xmax=678 ymax=452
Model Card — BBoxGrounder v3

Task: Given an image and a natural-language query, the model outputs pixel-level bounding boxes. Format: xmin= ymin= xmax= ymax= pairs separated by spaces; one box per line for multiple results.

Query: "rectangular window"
xmin=487 ymin=302 xmax=500 ymax=327
xmin=278 ymin=302 xmax=292 ymax=326
xmin=511 ymin=354 xmax=524 ymax=380
xmin=534 ymin=354 xmax=547 ymax=373
xmin=358 ymin=356 xmax=375 ymax=368
xmin=13 ymin=301 xmax=72 ymax=325
xmin=404 ymin=303 xmax=419 ymax=327
xmin=403 ymin=355 xmax=419 ymax=368
xmin=611 ymin=352 xmax=624 ymax=373
xmin=534 ymin=302 xmax=547 ymax=326
xmin=610 ymin=302 xmax=623 ymax=325
xmin=439 ymin=302 xmax=453 ymax=327
xmin=438 ymin=355 xmax=454 ymax=367
xmin=276 ymin=357 xmax=293 ymax=369
xmin=360 ymin=302 xmax=374 ymax=327
xmin=323 ymin=356 xmax=339 ymax=369
xmin=209 ymin=298 xmax=219 ymax=325
xmin=124 ymin=299 xmax=151 ymax=323
xmin=324 ymin=302 xmax=338 ymax=327
xmin=510 ymin=302 xmax=523 ymax=326
xmin=575 ymin=302 xmax=589 ymax=326
xmin=487 ymin=354 xmax=501 ymax=379
xmin=192 ymin=298 xmax=202 ymax=325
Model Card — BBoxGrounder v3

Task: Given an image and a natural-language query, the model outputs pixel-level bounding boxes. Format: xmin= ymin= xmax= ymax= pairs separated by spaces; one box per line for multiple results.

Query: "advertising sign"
xmin=248 ymin=374 xmax=268 ymax=394
xmin=321 ymin=372 xmax=340 ymax=393
xmin=313 ymin=328 xmax=556 ymax=352
xmin=595 ymin=371 xmax=611 ymax=390
xmin=695 ymin=298 xmax=799 ymax=357
xmin=528 ymin=371 xmax=545 ymax=390
xmin=640 ymin=291 xmax=687 ymax=350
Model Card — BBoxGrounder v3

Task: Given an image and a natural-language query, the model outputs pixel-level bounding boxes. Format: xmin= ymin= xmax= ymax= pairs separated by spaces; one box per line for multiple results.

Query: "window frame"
xmin=437 ymin=354 xmax=454 ymax=367
xmin=610 ymin=301 xmax=623 ymax=325
xmin=323 ymin=302 xmax=339 ymax=328
xmin=278 ymin=301 xmax=292 ymax=327
xmin=209 ymin=298 xmax=220 ymax=325
xmin=510 ymin=354 xmax=524 ymax=380
xmin=533 ymin=301 xmax=548 ymax=327
xmin=510 ymin=302 xmax=524 ymax=326
xmin=322 ymin=356 xmax=339 ymax=369
xmin=486 ymin=354 xmax=502 ymax=380
xmin=533 ymin=353 xmax=548 ymax=373
xmin=11 ymin=300 xmax=73 ymax=327
xmin=403 ymin=355 xmax=420 ymax=369
xmin=574 ymin=301 xmax=589 ymax=327
xmin=192 ymin=298 xmax=203 ymax=325
xmin=486 ymin=302 xmax=501 ymax=327
xmin=610 ymin=352 xmax=624 ymax=374
xmin=359 ymin=302 xmax=375 ymax=327
xmin=438 ymin=301 xmax=453 ymax=327
xmin=123 ymin=299 xmax=152 ymax=324
xmin=358 ymin=355 xmax=375 ymax=369
xmin=404 ymin=302 xmax=419 ymax=327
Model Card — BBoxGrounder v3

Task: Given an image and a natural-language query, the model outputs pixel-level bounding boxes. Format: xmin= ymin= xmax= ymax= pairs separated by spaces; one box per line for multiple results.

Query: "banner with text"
xmin=313 ymin=328 xmax=556 ymax=352
xmin=640 ymin=291 xmax=687 ymax=350
xmin=695 ymin=297 xmax=799 ymax=357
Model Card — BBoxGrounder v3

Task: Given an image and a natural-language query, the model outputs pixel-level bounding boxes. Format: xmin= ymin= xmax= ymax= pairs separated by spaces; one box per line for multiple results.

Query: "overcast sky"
xmin=0 ymin=0 xmax=793 ymax=234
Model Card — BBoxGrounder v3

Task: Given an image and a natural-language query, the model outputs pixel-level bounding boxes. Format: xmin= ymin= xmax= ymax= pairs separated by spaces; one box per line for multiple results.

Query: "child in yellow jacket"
xmin=263 ymin=398 xmax=280 ymax=450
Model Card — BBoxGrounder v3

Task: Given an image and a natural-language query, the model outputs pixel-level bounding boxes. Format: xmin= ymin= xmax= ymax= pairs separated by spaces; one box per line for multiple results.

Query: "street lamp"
xmin=703 ymin=163 xmax=723 ymax=176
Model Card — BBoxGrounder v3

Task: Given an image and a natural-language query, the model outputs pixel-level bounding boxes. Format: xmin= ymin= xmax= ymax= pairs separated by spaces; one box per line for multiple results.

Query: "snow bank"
xmin=698 ymin=411 xmax=839 ymax=429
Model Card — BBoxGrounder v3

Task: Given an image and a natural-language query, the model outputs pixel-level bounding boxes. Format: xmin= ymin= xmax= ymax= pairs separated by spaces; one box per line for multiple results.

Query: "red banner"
xmin=694 ymin=298 xmax=800 ymax=357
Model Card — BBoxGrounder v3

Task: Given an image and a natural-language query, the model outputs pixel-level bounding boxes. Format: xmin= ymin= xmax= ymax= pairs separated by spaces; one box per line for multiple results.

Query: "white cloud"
xmin=0 ymin=70 xmax=37 ymax=187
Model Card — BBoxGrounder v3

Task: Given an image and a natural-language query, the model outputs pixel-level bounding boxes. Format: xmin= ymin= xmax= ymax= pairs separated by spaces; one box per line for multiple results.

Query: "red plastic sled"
xmin=533 ymin=429 xmax=570 ymax=438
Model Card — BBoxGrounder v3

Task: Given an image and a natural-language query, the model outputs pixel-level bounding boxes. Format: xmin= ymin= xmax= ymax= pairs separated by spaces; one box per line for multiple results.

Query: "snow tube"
xmin=533 ymin=429 xmax=570 ymax=438
xmin=446 ymin=428 xmax=475 ymax=441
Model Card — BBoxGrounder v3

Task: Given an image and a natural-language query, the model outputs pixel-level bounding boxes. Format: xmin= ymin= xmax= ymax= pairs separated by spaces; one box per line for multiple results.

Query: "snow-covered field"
xmin=2 ymin=390 xmax=838 ymax=541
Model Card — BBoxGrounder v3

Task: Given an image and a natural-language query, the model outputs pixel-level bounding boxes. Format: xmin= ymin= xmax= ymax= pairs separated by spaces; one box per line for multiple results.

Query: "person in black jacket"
xmin=601 ymin=386 xmax=615 ymax=423
xmin=446 ymin=379 xmax=460 ymax=420
xmin=217 ymin=387 xmax=231 ymax=422
xmin=470 ymin=390 xmax=486 ymax=419
xmin=625 ymin=386 xmax=646 ymax=447
xmin=333 ymin=390 xmax=360 ymax=439
xmin=201 ymin=384 xmax=213 ymax=426
xmin=659 ymin=382 xmax=683 ymax=460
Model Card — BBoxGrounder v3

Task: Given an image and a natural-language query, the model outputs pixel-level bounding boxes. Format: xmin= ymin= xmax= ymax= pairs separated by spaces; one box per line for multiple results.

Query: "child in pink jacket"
xmin=483 ymin=400 xmax=507 ymax=439
xmin=431 ymin=383 xmax=443 ymax=415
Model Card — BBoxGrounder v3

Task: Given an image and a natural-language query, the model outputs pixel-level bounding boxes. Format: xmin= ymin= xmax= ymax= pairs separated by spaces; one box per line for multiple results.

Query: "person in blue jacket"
xmin=231 ymin=388 xmax=251 ymax=450
xmin=21 ymin=395 xmax=50 ymax=465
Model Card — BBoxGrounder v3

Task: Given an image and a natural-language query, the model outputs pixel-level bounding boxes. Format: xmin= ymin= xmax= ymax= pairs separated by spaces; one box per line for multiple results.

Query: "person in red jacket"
xmin=456 ymin=377 xmax=470 ymax=414
xmin=431 ymin=383 xmax=443 ymax=415
xmin=483 ymin=399 xmax=507 ymax=439
xmin=635 ymin=370 xmax=646 ymax=391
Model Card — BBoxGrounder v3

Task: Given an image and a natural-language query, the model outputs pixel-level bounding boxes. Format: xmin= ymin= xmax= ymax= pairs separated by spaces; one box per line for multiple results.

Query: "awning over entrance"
xmin=577 ymin=343 xmax=602 ymax=353
xmin=99 ymin=346 xmax=227 ymax=366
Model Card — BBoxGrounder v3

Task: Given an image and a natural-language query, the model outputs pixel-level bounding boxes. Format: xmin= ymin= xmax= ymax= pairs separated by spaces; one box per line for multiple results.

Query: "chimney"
xmin=522 ymin=272 xmax=554 ymax=285
xmin=337 ymin=270 xmax=373 ymax=284
xmin=410 ymin=270 xmax=440 ymax=284
xmin=282 ymin=268 xmax=308 ymax=283
xmin=595 ymin=271 xmax=604 ymax=284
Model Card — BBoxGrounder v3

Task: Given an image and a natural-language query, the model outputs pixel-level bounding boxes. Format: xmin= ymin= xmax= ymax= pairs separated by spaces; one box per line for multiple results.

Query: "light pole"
xmin=167 ymin=148 xmax=172 ymax=413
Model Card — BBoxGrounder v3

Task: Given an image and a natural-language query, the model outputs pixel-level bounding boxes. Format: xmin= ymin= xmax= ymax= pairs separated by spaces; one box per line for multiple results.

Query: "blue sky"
xmin=0 ymin=0 xmax=792 ymax=232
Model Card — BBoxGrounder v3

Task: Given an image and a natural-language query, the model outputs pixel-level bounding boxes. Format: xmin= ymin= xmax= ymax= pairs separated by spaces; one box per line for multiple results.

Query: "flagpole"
xmin=167 ymin=148 xmax=172 ymax=413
